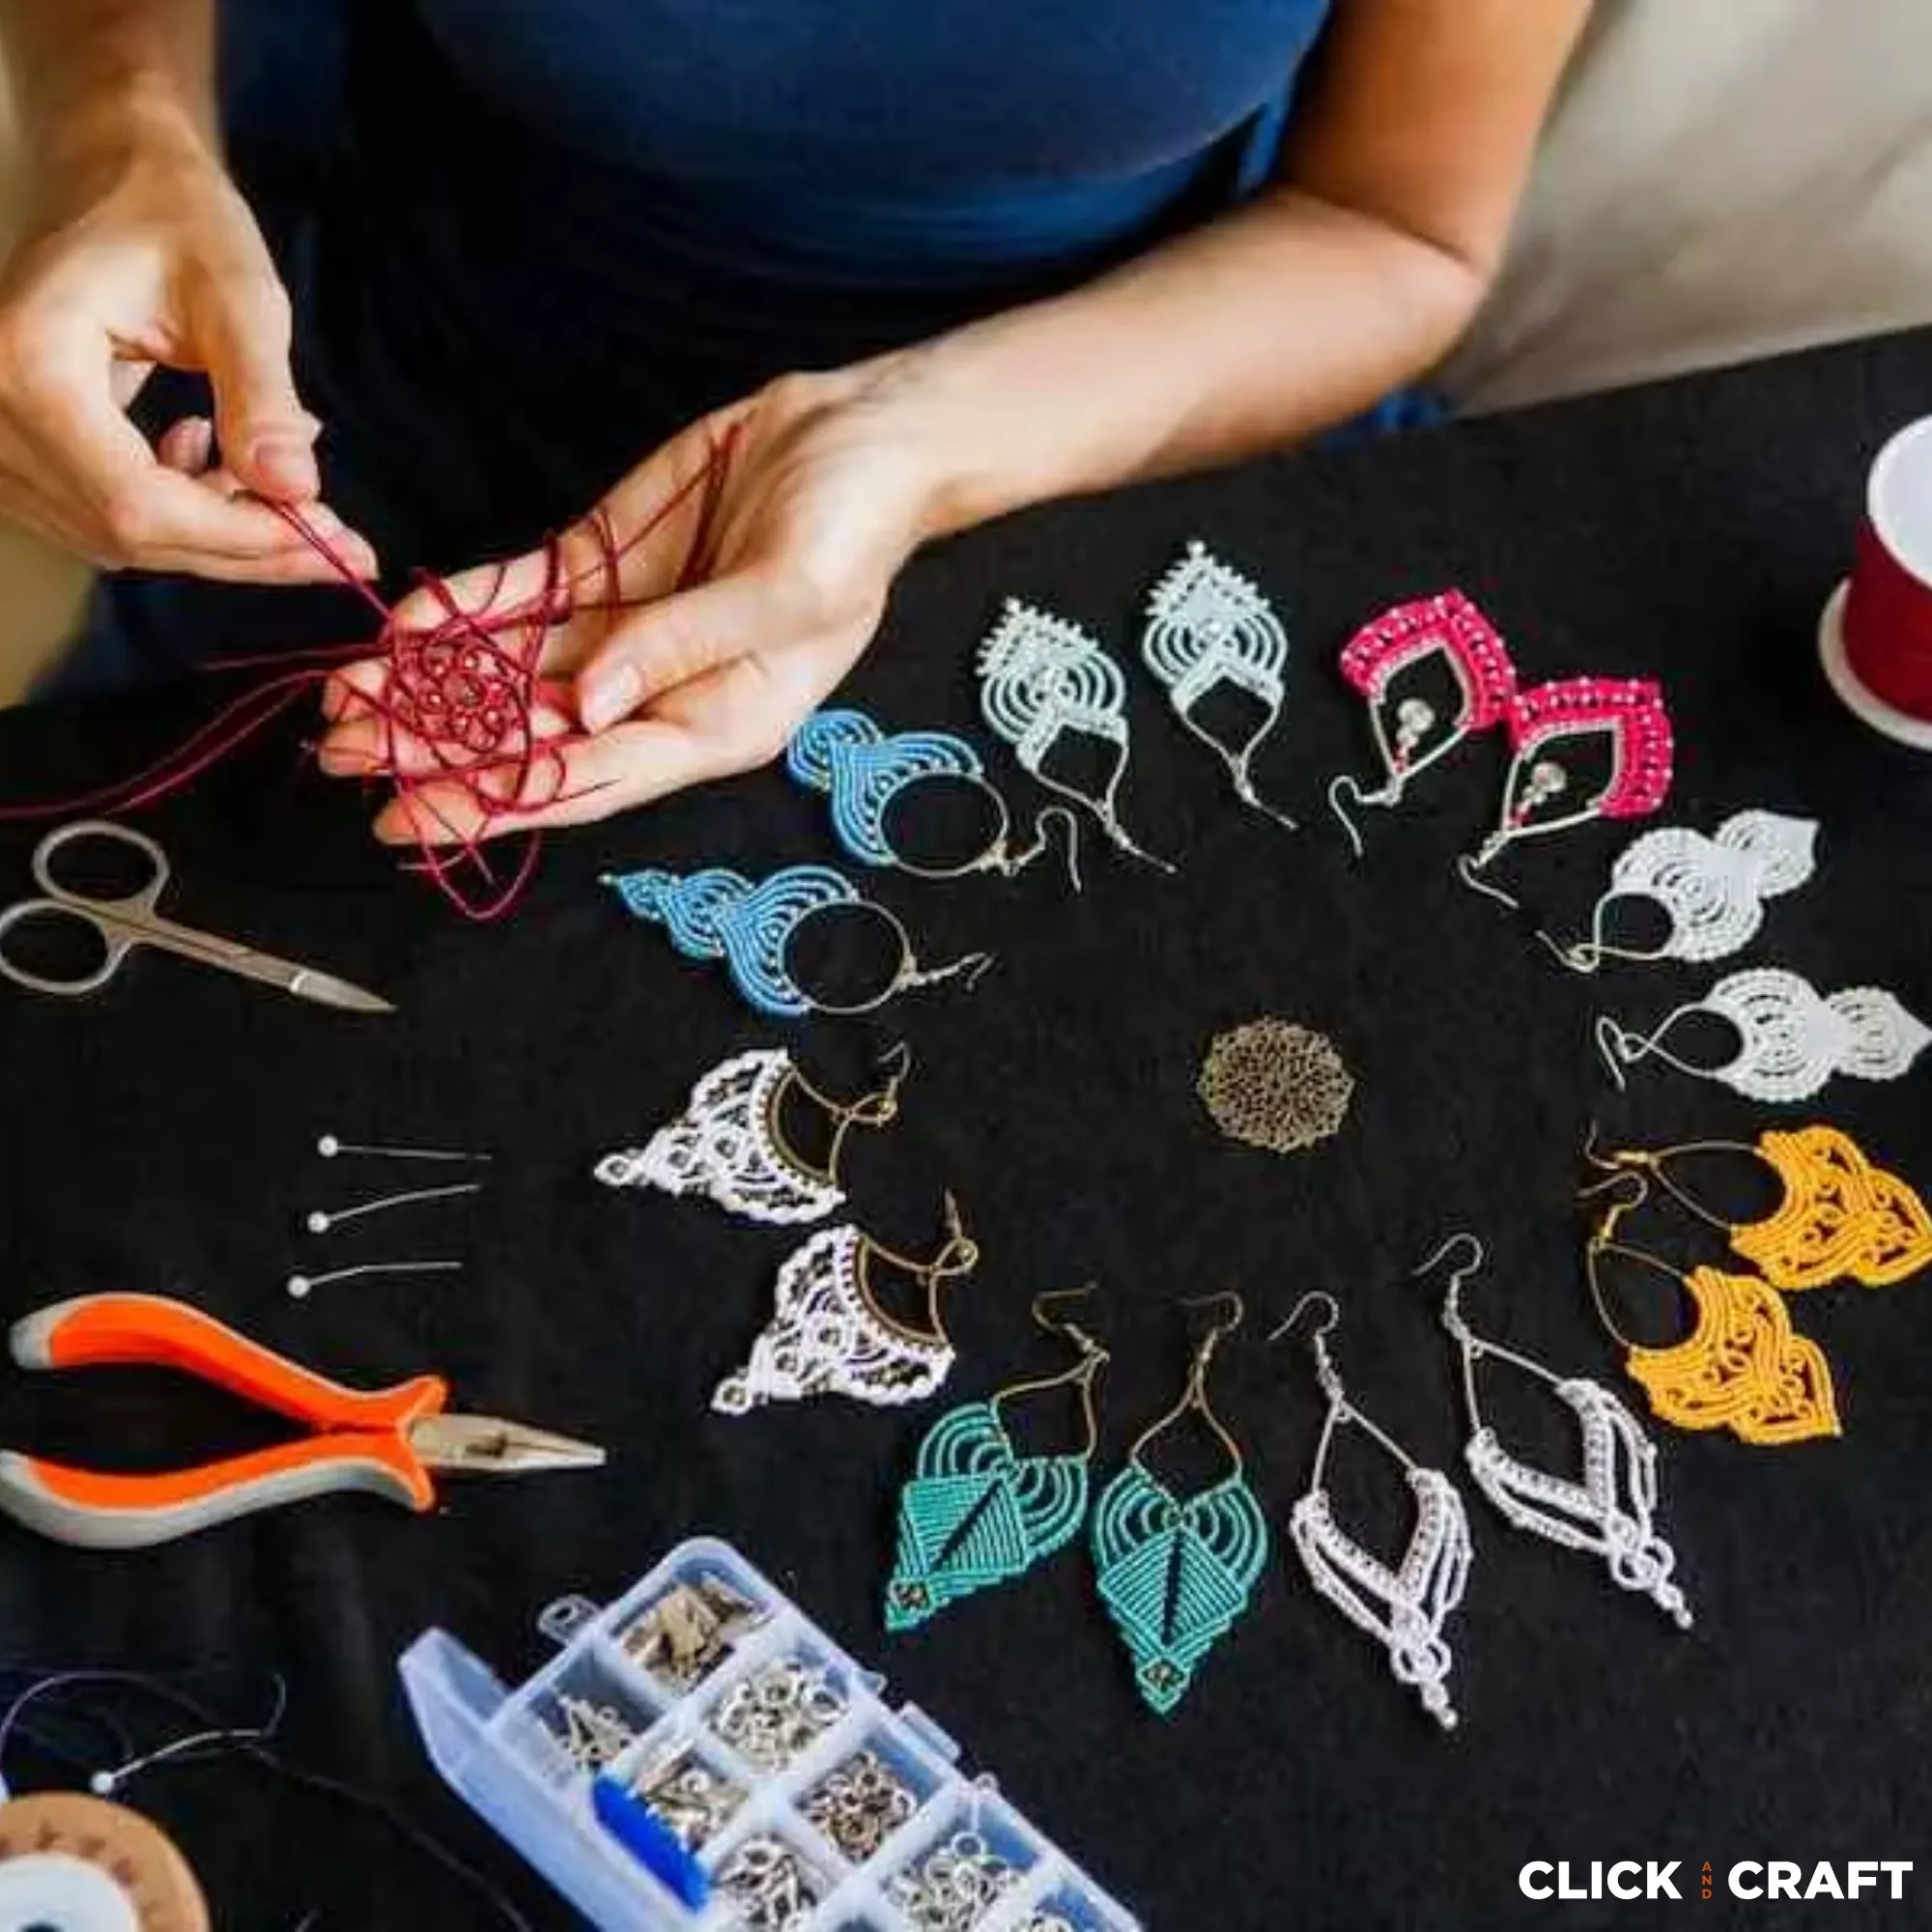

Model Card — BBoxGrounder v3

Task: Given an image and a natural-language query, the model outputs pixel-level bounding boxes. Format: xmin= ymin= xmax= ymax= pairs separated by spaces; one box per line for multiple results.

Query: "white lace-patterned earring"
xmin=1271 ymin=1293 xmax=1473 ymax=1730
xmin=1541 ymin=809 xmax=1819 ymax=974
xmin=594 ymin=1043 xmax=910 ymax=1226
xmin=978 ymin=599 xmax=1175 ymax=872
xmin=1414 ymin=1235 xmax=1692 ymax=1628
xmin=1139 ymin=541 xmax=1296 ymax=830
xmin=1598 ymin=967 xmax=1931 ymax=1103
xmin=713 ymin=1195 xmax=980 ymax=1415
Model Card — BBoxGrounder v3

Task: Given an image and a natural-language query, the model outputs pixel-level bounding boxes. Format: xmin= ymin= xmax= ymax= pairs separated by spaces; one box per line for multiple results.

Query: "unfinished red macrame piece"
xmin=0 ymin=430 xmax=734 ymax=922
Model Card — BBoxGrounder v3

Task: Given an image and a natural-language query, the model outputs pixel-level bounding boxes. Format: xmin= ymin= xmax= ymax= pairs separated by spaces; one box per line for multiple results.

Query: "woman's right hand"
xmin=0 ymin=106 xmax=375 ymax=581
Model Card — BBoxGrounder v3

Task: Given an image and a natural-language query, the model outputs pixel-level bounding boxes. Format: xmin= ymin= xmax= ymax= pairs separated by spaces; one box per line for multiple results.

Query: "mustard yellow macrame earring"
xmin=1587 ymin=1122 xmax=1932 ymax=1293
xmin=1581 ymin=1172 xmax=1841 ymax=1447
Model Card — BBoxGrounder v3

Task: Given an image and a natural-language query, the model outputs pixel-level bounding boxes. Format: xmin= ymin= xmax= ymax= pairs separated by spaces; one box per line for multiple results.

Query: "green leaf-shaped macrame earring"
xmin=885 ymin=1290 xmax=1109 ymax=1631
xmin=1092 ymin=1294 xmax=1268 ymax=1715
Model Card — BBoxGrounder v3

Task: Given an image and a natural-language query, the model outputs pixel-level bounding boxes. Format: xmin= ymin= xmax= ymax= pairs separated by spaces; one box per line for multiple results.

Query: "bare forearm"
xmin=0 ymin=0 xmax=217 ymax=168
xmin=909 ymin=186 xmax=1486 ymax=537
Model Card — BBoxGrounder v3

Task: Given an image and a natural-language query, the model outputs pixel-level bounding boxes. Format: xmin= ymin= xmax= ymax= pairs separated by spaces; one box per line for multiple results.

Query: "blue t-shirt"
xmin=412 ymin=0 xmax=1333 ymax=283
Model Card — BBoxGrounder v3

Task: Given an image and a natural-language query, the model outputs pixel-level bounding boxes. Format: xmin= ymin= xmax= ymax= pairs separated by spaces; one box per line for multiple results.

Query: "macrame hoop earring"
xmin=886 ymin=1287 xmax=1110 ymax=1630
xmin=1579 ymin=1172 xmax=1841 ymax=1446
xmin=714 ymin=1195 xmax=980 ymax=1415
xmin=978 ymin=599 xmax=1175 ymax=873
xmin=1413 ymin=1234 xmax=1691 ymax=1627
xmin=1596 ymin=969 xmax=1931 ymax=1103
xmin=594 ymin=1041 xmax=912 ymax=1225
xmin=1539 ymin=810 xmax=1819 ymax=975
xmin=1326 ymin=590 xmax=1518 ymax=860
xmin=1271 ymin=1293 xmax=1471 ymax=1730
xmin=785 ymin=707 xmax=1082 ymax=889
xmin=1582 ymin=1122 xmax=1932 ymax=1293
xmin=604 ymin=864 xmax=993 ymax=1019
xmin=1091 ymin=1293 xmax=1268 ymax=1715
xmin=1459 ymin=677 xmax=1674 ymax=911
xmin=1140 ymin=540 xmax=1297 ymax=830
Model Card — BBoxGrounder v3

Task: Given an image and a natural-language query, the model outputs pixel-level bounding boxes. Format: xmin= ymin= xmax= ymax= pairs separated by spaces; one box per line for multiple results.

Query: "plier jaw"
xmin=410 ymin=1413 xmax=607 ymax=1475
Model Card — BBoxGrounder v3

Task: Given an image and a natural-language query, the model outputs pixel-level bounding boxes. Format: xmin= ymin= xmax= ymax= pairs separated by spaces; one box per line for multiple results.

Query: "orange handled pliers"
xmin=0 ymin=1293 xmax=605 ymax=1549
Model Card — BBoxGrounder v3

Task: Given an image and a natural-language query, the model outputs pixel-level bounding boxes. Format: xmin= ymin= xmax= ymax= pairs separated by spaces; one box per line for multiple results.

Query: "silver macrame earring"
xmin=1598 ymin=967 xmax=1931 ymax=1103
xmin=978 ymin=599 xmax=1174 ymax=872
xmin=1414 ymin=1235 xmax=1692 ymax=1628
xmin=594 ymin=1043 xmax=911 ymax=1226
xmin=713 ymin=1196 xmax=980 ymax=1415
xmin=1140 ymin=541 xmax=1296 ymax=829
xmin=1272 ymin=1293 xmax=1473 ymax=1729
xmin=1541 ymin=809 xmax=1819 ymax=974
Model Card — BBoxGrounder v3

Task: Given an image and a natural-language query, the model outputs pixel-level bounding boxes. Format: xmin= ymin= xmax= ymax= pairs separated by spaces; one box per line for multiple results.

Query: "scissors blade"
xmin=140 ymin=915 xmax=395 ymax=1014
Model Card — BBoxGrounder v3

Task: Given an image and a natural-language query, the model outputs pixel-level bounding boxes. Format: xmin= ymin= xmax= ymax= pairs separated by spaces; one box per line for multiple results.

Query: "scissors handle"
xmin=31 ymin=818 xmax=170 ymax=912
xmin=0 ymin=895 xmax=136 ymax=996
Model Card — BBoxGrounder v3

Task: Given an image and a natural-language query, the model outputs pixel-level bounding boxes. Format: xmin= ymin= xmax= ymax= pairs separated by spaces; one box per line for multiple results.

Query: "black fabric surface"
xmin=3 ymin=327 xmax=1931 ymax=1930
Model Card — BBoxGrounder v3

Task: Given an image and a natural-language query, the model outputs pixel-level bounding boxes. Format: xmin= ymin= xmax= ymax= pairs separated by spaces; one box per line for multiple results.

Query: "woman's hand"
xmin=317 ymin=357 xmax=952 ymax=843
xmin=0 ymin=107 xmax=374 ymax=579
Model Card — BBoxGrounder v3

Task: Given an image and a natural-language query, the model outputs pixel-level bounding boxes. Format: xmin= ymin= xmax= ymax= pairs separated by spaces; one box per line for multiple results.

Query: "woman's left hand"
xmin=316 ymin=355 xmax=953 ymax=842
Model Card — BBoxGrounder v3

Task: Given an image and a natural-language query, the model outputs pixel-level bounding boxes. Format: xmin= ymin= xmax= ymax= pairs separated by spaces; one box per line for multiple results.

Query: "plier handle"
xmin=0 ymin=1293 xmax=604 ymax=1548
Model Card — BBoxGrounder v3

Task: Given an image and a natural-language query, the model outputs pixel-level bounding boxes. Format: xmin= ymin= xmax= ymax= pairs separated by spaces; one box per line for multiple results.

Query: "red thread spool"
xmin=1820 ymin=415 xmax=1932 ymax=750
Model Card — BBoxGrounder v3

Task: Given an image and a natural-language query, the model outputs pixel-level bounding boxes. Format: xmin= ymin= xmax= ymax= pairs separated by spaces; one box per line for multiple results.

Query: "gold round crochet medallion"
xmin=1198 ymin=1019 xmax=1354 ymax=1154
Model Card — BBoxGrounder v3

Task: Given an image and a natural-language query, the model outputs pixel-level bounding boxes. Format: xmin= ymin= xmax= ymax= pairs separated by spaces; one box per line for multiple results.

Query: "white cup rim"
xmin=1867 ymin=414 xmax=1932 ymax=588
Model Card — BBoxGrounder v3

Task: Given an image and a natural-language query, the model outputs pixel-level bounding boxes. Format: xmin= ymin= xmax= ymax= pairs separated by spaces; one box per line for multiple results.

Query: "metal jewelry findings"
xmin=1596 ymin=967 xmax=1931 ymax=1103
xmin=886 ymin=1287 xmax=1109 ymax=1630
xmin=1586 ymin=1122 xmax=1932 ymax=1292
xmin=594 ymin=1042 xmax=911 ymax=1226
xmin=786 ymin=706 xmax=1081 ymax=889
xmin=603 ymin=864 xmax=992 ymax=1019
xmin=1582 ymin=1173 xmax=1841 ymax=1446
xmin=978 ymin=598 xmax=1175 ymax=872
xmin=1197 ymin=1018 xmax=1353 ymax=1155
xmin=1091 ymin=1294 xmax=1269 ymax=1716
xmin=712 ymin=1196 xmax=980 ymax=1415
xmin=1458 ymin=677 xmax=1675 ymax=911
xmin=1326 ymin=590 xmax=1518 ymax=859
xmin=1140 ymin=540 xmax=1297 ymax=829
xmin=1272 ymin=1293 xmax=1472 ymax=1730
xmin=1540 ymin=809 xmax=1819 ymax=974
xmin=1414 ymin=1234 xmax=1692 ymax=1628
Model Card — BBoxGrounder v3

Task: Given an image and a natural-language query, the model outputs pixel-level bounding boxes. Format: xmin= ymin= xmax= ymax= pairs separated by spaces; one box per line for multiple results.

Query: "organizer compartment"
xmin=400 ymin=1536 xmax=1141 ymax=1932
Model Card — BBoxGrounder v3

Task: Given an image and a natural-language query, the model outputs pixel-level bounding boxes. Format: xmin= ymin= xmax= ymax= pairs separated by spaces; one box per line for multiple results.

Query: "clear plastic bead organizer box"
xmin=401 ymin=1535 xmax=1142 ymax=1932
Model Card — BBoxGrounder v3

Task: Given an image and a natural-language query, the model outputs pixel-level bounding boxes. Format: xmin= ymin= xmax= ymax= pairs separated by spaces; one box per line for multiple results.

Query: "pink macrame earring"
xmin=1458 ymin=677 xmax=1675 ymax=909
xmin=1326 ymin=591 xmax=1519 ymax=858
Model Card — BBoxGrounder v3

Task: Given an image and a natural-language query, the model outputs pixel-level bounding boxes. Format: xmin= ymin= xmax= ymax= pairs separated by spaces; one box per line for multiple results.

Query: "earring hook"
xmin=1325 ymin=774 xmax=1370 ymax=862
xmin=1456 ymin=850 xmax=1522 ymax=911
xmin=1267 ymin=1290 xmax=1339 ymax=1346
xmin=1032 ymin=1283 xmax=1106 ymax=1357
xmin=1411 ymin=1233 xmax=1486 ymax=1311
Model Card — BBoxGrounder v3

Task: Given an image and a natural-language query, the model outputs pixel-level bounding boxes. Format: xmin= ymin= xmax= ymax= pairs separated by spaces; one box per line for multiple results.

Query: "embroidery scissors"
xmin=0 ymin=1293 xmax=606 ymax=1548
xmin=0 ymin=818 xmax=393 ymax=1012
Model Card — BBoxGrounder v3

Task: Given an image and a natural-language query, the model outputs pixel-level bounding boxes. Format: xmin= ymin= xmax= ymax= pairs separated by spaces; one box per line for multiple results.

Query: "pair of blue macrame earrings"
xmin=885 ymin=1291 xmax=1270 ymax=1718
xmin=603 ymin=703 xmax=1071 ymax=1018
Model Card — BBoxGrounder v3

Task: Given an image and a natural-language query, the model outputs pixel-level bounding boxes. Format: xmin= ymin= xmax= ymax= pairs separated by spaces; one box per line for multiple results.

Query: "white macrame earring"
xmin=1541 ymin=809 xmax=1820 ymax=974
xmin=1414 ymin=1235 xmax=1692 ymax=1628
xmin=1598 ymin=967 xmax=1931 ymax=1103
xmin=1271 ymin=1293 xmax=1473 ymax=1730
xmin=713 ymin=1197 xmax=979 ymax=1415
xmin=978 ymin=599 xmax=1175 ymax=872
xmin=1139 ymin=540 xmax=1296 ymax=830
xmin=594 ymin=1044 xmax=910 ymax=1226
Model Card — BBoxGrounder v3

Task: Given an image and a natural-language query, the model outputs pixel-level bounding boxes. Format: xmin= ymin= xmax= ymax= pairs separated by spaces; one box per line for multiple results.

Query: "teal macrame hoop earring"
xmin=1092 ymin=1293 xmax=1269 ymax=1716
xmin=885 ymin=1288 xmax=1109 ymax=1632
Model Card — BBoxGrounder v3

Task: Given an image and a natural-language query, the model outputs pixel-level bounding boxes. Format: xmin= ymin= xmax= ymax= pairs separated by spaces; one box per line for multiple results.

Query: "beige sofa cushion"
xmin=1445 ymin=0 xmax=1932 ymax=410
